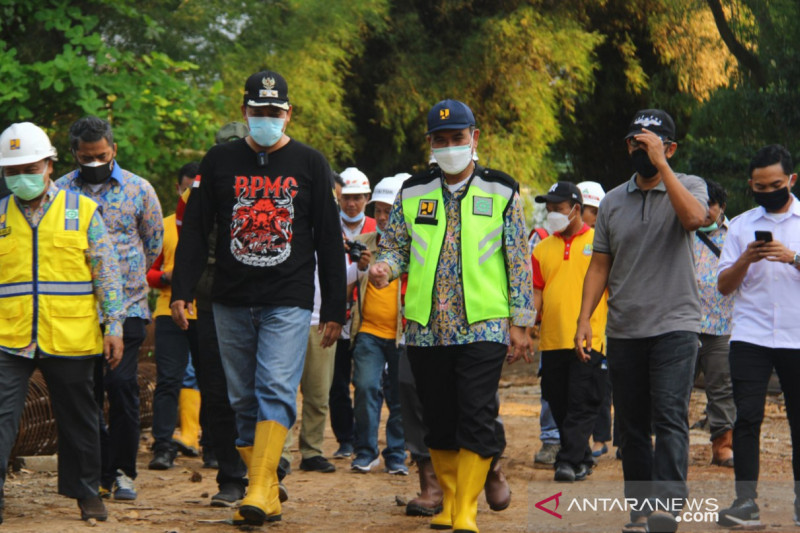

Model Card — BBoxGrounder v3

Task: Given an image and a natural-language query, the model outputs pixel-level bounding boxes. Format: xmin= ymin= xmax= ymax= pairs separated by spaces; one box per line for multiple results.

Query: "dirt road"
xmin=2 ymin=363 xmax=795 ymax=532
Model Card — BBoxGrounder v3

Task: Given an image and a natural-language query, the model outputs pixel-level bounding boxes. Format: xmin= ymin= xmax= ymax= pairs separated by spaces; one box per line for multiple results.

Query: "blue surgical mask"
xmin=341 ymin=211 xmax=365 ymax=223
xmin=6 ymin=172 xmax=47 ymax=201
xmin=698 ymin=222 xmax=718 ymax=233
xmin=248 ymin=116 xmax=285 ymax=147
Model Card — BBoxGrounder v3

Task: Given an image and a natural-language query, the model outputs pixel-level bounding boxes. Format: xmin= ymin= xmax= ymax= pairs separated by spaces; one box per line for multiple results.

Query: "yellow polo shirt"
xmin=359 ymin=278 xmax=400 ymax=340
xmin=533 ymin=225 xmax=607 ymax=352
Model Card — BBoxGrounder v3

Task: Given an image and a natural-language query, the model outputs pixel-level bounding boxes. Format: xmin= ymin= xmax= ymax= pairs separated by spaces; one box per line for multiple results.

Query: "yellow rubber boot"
xmin=429 ymin=449 xmax=459 ymax=530
xmin=232 ymin=446 xmax=253 ymax=525
xmin=452 ymin=449 xmax=492 ymax=533
xmin=173 ymin=388 xmax=201 ymax=455
xmin=238 ymin=420 xmax=288 ymax=525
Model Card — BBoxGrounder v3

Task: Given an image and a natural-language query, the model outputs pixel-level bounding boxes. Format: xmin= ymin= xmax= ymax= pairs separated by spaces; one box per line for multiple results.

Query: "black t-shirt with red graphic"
xmin=172 ymin=138 xmax=346 ymax=324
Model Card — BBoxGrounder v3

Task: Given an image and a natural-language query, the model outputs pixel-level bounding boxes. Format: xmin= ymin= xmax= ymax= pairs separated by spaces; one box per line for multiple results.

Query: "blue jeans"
xmin=213 ymin=304 xmax=311 ymax=446
xmin=608 ymin=331 xmax=698 ymax=520
xmin=352 ymin=333 xmax=405 ymax=462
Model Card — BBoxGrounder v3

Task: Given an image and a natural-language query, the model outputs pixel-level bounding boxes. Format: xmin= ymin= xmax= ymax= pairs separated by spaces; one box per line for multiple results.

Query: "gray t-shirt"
xmin=593 ymin=173 xmax=707 ymax=338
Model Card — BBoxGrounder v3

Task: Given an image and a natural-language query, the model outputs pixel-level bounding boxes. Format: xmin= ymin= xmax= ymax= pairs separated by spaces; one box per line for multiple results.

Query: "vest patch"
xmin=473 ymin=196 xmax=492 ymax=217
xmin=0 ymin=227 xmax=9 ymax=237
xmin=583 ymin=243 xmax=593 ymax=256
xmin=65 ymin=209 xmax=79 ymax=220
xmin=416 ymin=199 xmax=438 ymax=223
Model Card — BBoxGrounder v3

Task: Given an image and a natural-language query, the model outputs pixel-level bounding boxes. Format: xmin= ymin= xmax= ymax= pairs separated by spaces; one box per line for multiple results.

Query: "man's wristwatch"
xmin=793 ymin=252 xmax=800 ymax=267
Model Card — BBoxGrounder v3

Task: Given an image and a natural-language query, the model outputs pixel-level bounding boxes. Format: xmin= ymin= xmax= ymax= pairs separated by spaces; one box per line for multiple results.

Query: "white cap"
xmin=0 ymin=122 xmax=58 ymax=166
xmin=340 ymin=167 xmax=371 ymax=194
xmin=577 ymin=181 xmax=605 ymax=208
xmin=370 ymin=173 xmax=411 ymax=205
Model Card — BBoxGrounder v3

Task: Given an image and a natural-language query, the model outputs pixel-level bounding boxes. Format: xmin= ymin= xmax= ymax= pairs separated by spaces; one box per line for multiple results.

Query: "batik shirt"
xmin=57 ymin=161 xmax=163 ymax=320
xmin=694 ymin=220 xmax=733 ymax=336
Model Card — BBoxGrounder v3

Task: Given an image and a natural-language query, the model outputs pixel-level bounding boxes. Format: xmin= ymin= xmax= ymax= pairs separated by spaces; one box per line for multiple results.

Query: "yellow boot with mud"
xmin=238 ymin=421 xmax=288 ymax=525
xmin=173 ymin=388 xmax=201 ymax=456
xmin=429 ymin=449 xmax=459 ymax=530
xmin=232 ymin=446 xmax=253 ymax=525
xmin=452 ymin=449 xmax=492 ymax=533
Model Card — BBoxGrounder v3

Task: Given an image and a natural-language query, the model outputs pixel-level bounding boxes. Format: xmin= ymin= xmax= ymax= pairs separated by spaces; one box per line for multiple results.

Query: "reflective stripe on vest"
xmin=401 ymin=174 xmax=513 ymax=326
xmin=0 ymin=190 xmax=103 ymax=356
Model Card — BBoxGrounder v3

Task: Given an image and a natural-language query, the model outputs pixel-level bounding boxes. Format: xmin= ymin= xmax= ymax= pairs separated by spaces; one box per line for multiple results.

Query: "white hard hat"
xmin=340 ymin=167 xmax=371 ymax=194
xmin=370 ymin=174 xmax=411 ymax=205
xmin=577 ymin=181 xmax=605 ymax=208
xmin=0 ymin=122 xmax=57 ymax=166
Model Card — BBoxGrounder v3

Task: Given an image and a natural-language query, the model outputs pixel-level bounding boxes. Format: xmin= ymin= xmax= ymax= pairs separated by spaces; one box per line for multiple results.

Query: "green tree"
xmin=0 ymin=0 xmax=224 ymax=212
xmin=684 ymin=0 xmax=800 ymax=216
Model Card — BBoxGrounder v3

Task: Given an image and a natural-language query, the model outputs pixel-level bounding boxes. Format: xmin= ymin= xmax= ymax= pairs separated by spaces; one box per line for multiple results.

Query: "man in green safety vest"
xmin=369 ymin=99 xmax=534 ymax=533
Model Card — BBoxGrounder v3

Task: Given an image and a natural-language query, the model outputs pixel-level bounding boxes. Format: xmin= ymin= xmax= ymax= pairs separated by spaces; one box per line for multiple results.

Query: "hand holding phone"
xmin=755 ymin=230 xmax=773 ymax=243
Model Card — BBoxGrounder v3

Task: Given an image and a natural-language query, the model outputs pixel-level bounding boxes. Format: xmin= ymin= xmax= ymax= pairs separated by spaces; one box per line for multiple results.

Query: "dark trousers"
xmin=400 ymin=348 xmax=511 ymax=461
xmin=329 ymin=340 xmax=356 ymax=445
xmin=729 ymin=341 xmax=800 ymax=501
xmin=407 ymin=342 xmax=505 ymax=458
xmin=592 ymin=372 xmax=614 ymax=443
xmin=151 ymin=316 xmax=200 ymax=449
xmin=541 ymin=349 xmax=606 ymax=468
xmin=196 ymin=308 xmax=247 ymax=488
xmin=398 ymin=347 xmax=428 ymax=461
xmin=608 ymin=331 xmax=697 ymax=519
xmin=97 ymin=317 xmax=146 ymax=488
xmin=0 ymin=352 xmax=99 ymax=499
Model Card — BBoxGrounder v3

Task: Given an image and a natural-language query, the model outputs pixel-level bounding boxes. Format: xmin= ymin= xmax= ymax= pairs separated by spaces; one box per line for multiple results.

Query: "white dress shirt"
xmin=718 ymin=194 xmax=800 ymax=348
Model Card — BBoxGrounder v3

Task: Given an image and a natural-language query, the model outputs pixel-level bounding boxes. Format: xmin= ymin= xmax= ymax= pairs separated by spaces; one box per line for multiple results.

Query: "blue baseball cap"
xmin=426 ymin=99 xmax=476 ymax=134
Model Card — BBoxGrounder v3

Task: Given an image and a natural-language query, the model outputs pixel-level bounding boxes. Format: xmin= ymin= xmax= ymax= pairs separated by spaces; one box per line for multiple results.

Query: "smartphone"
xmin=754 ymin=230 xmax=773 ymax=243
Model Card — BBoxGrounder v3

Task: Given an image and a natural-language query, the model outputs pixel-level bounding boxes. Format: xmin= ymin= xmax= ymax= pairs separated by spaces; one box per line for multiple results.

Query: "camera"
xmin=345 ymin=240 xmax=367 ymax=262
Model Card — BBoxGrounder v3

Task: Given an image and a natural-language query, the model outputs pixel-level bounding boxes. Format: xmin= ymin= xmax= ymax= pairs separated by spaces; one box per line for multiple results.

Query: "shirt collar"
xmin=44 ymin=181 xmax=60 ymax=200
xmin=626 ymin=173 xmax=666 ymax=193
xmin=555 ymin=222 xmax=591 ymax=240
xmin=752 ymin=194 xmax=800 ymax=221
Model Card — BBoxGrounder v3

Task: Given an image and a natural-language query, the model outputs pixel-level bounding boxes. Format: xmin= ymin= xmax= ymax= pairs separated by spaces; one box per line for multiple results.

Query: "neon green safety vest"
xmin=401 ymin=168 xmax=516 ymax=326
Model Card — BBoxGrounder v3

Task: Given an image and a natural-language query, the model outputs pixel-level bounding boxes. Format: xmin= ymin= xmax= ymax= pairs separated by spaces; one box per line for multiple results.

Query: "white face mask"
xmin=432 ymin=139 xmax=473 ymax=175
xmin=544 ymin=206 xmax=576 ymax=234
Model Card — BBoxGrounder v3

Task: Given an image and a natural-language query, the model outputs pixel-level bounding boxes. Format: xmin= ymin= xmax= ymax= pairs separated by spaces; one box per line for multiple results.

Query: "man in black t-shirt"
xmin=170 ymin=70 xmax=346 ymax=526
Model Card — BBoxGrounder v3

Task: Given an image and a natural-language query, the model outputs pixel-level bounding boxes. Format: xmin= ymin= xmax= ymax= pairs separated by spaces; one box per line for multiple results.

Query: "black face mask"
xmin=753 ymin=186 xmax=790 ymax=211
xmin=630 ymin=149 xmax=659 ymax=179
xmin=79 ymin=161 xmax=113 ymax=184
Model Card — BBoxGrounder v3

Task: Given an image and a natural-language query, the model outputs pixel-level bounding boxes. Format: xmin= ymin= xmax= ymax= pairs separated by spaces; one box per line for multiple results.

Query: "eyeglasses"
xmin=628 ymin=137 xmax=672 ymax=149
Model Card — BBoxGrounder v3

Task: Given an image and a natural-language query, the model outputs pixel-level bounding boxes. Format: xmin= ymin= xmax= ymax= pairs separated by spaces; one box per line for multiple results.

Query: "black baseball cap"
xmin=624 ymin=109 xmax=676 ymax=141
xmin=243 ymin=70 xmax=290 ymax=110
xmin=535 ymin=181 xmax=583 ymax=206
xmin=426 ymin=99 xmax=476 ymax=134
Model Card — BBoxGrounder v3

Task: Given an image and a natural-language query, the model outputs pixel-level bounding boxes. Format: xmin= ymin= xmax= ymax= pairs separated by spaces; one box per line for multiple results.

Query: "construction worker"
xmin=0 ymin=122 xmax=124 ymax=523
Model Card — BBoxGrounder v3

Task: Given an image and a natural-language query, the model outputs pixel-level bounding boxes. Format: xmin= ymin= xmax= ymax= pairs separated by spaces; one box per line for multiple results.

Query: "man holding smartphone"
xmin=716 ymin=144 xmax=800 ymax=527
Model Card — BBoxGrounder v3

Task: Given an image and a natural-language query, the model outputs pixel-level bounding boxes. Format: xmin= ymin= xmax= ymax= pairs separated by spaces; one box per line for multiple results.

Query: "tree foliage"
xmin=3 ymin=0 xmax=791 ymax=218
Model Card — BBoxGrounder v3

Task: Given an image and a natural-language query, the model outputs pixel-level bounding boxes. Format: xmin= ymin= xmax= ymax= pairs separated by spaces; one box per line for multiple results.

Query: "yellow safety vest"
xmin=0 ymin=190 xmax=104 ymax=357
